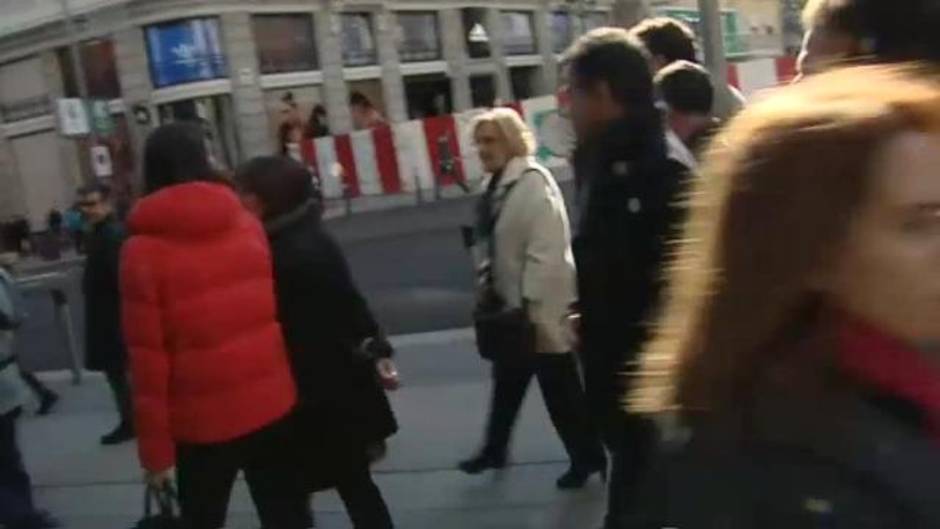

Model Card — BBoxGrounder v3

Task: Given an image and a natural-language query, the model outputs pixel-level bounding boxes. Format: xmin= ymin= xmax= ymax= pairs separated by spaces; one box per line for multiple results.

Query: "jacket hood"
xmin=128 ymin=182 xmax=242 ymax=240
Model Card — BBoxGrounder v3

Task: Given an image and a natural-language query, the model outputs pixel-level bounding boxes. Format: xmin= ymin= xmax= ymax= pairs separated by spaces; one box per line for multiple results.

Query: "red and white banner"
xmin=297 ymin=56 xmax=797 ymax=199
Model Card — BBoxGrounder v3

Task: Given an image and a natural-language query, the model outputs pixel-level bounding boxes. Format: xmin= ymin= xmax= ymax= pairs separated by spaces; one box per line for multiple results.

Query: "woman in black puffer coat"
xmin=235 ymin=156 xmax=398 ymax=529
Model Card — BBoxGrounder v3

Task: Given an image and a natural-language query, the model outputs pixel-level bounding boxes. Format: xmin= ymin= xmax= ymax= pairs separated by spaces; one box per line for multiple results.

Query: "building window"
xmin=470 ymin=74 xmax=496 ymax=108
xmin=146 ymin=17 xmax=228 ymax=89
xmin=462 ymin=8 xmax=491 ymax=59
xmin=501 ymin=11 xmax=537 ymax=56
xmin=404 ymin=74 xmax=452 ymax=119
xmin=340 ymin=13 xmax=378 ymax=67
xmin=57 ymin=38 xmax=122 ymax=100
xmin=550 ymin=12 xmax=576 ymax=54
xmin=397 ymin=12 xmax=442 ymax=63
xmin=0 ymin=57 xmax=51 ymax=122
xmin=253 ymin=14 xmax=319 ymax=74
xmin=583 ymin=11 xmax=610 ymax=31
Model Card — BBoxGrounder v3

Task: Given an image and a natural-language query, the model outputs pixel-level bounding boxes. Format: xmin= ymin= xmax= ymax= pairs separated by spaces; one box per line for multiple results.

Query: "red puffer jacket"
xmin=121 ymin=181 xmax=297 ymax=472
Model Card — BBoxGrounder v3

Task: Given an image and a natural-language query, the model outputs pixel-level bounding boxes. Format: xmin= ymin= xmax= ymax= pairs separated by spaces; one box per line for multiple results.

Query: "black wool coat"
xmin=267 ymin=204 xmax=397 ymax=453
xmin=83 ymin=216 xmax=128 ymax=372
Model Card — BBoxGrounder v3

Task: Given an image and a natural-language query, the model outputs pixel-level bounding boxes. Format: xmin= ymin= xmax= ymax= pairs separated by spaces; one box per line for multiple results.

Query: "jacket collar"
xmin=665 ymin=128 xmax=698 ymax=170
xmin=488 ymin=156 xmax=537 ymax=191
xmin=264 ymin=198 xmax=318 ymax=236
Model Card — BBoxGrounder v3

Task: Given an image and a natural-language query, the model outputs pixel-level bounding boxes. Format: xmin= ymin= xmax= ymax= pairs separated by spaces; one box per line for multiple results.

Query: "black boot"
xmin=37 ymin=391 xmax=59 ymax=416
xmin=100 ymin=422 xmax=135 ymax=445
xmin=556 ymin=464 xmax=607 ymax=490
xmin=458 ymin=453 xmax=507 ymax=475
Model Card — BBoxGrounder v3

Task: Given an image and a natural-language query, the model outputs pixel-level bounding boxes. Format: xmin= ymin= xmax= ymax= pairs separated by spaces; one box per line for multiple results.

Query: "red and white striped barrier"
xmin=294 ymin=56 xmax=798 ymax=199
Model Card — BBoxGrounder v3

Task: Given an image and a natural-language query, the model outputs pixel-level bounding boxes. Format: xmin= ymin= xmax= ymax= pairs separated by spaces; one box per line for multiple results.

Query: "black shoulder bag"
xmin=472 ymin=173 xmax=535 ymax=364
xmin=133 ymin=483 xmax=183 ymax=529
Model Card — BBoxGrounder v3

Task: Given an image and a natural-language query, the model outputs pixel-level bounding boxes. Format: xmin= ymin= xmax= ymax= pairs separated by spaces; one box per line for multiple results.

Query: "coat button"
xmin=804 ymin=497 xmax=833 ymax=515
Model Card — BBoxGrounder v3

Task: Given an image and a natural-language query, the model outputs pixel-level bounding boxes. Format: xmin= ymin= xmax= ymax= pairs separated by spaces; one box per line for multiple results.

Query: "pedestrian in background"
xmin=620 ymin=65 xmax=940 ymax=528
xmin=655 ymin=60 xmax=718 ymax=160
xmin=459 ymin=108 xmax=606 ymax=489
xmin=629 ymin=16 xmax=746 ymax=117
xmin=63 ymin=205 xmax=85 ymax=254
xmin=121 ymin=123 xmax=307 ymax=529
xmin=798 ymin=0 xmax=940 ymax=77
xmin=77 ymin=184 xmax=133 ymax=445
xmin=562 ymin=28 xmax=690 ymax=527
xmin=0 ymin=258 xmax=58 ymax=529
xmin=237 ymin=156 xmax=399 ymax=529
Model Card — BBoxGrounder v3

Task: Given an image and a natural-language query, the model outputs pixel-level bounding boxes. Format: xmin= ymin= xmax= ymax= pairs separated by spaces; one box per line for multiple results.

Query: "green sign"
xmin=657 ymin=7 xmax=746 ymax=56
xmin=88 ymin=100 xmax=115 ymax=136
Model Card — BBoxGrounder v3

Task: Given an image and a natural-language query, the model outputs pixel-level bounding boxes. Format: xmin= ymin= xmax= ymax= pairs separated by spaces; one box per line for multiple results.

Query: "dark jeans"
xmin=176 ymin=417 xmax=308 ymax=529
xmin=0 ymin=410 xmax=35 ymax=525
xmin=104 ymin=369 xmax=133 ymax=428
xmin=17 ymin=368 xmax=54 ymax=401
xmin=333 ymin=445 xmax=394 ymax=529
xmin=579 ymin=346 xmax=656 ymax=529
xmin=482 ymin=353 xmax=605 ymax=470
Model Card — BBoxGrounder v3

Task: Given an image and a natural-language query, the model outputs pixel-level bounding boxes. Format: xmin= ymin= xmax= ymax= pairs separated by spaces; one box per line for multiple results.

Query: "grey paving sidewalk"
xmin=20 ymin=332 xmax=606 ymax=528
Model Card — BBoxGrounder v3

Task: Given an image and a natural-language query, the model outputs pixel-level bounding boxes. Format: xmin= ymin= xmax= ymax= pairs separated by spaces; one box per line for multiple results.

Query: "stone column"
xmin=535 ymin=3 xmax=558 ymax=94
xmin=0 ymin=123 xmax=28 ymax=218
xmin=220 ymin=12 xmax=271 ymax=160
xmin=317 ymin=5 xmax=353 ymax=134
xmin=376 ymin=10 xmax=407 ymax=123
xmin=485 ymin=8 xmax=513 ymax=102
xmin=113 ymin=25 xmax=153 ymax=195
xmin=440 ymin=8 xmax=471 ymax=111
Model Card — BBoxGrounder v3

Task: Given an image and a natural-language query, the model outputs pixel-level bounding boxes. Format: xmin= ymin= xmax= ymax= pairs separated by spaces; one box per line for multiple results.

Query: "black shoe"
xmin=556 ymin=465 xmax=606 ymax=490
xmin=458 ymin=453 xmax=507 ymax=475
xmin=37 ymin=391 xmax=59 ymax=416
xmin=100 ymin=423 xmax=135 ymax=445
xmin=10 ymin=510 xmax=60 ymax=529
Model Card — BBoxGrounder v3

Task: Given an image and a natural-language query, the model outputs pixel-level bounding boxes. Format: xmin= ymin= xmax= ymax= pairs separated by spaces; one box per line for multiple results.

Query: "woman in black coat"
xmin=236 ymin=156 xmax=398 ymax=529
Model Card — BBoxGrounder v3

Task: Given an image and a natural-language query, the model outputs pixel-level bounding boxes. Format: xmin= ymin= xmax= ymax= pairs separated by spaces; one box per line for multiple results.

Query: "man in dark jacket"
xmin=78 ymin=184 xmax=133 ymax=445
xmin=236 ymin=156 xmax=398 ymax=529
xmin=561 ymin=28 xmax=690 ymax=529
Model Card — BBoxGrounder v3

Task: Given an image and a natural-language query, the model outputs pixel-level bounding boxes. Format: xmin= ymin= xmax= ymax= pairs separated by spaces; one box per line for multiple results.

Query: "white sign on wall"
xmin=57 ymin=98 xmax=90 ymax=136
xmin=91 ymin=145 xmax=113 ymax=178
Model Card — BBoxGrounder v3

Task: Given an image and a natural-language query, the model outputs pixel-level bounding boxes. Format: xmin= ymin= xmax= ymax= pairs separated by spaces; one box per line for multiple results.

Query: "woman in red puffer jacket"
xmin=121 ymin=123 xmax=307 ymax=529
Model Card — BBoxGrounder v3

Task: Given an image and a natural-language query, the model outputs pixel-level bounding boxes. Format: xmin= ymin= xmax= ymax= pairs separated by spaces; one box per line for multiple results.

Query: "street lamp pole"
xmin=59 ymin=0 xmax=98 ymax=185
xmin=697 ymin=0 xmax=735 ymax=117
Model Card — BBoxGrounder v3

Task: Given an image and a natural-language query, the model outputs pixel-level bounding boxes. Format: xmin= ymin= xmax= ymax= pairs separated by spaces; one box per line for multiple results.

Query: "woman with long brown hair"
xmin=616 ymin=65 xmax=940 ymax=527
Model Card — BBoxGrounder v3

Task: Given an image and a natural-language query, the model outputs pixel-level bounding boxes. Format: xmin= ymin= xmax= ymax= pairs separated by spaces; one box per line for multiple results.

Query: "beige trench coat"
xmin=483 ymin=156 xmax=576 ymax=354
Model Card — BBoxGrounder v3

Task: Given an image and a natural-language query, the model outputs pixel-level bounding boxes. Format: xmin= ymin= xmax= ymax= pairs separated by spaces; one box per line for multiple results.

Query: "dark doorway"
xmin=404 ymin=74 xmax=454 ymax=120
xmin=470 ymin=74 xmax=497 ymax=108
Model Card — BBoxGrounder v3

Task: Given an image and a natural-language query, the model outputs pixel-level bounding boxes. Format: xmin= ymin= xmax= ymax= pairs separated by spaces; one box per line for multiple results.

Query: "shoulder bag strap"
xmin=484 ymin=169 xmax=540 ymax=297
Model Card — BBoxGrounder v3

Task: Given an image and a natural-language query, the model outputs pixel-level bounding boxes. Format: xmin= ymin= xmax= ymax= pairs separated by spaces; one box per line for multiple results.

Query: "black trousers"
xmin=0 ymin=410 xmax=35 ymax=526
xmin=332 ymin=445 xmax=394 ymax=529
xmin=176 ymin=417 xmax=309 ymax=529
xmin=17 ymin=368 xmax=53 ymax=401
xmin=104 ymin=368 xmax=133 ymax=427
xmin=482 ymin=353 xmax=605 ymax=470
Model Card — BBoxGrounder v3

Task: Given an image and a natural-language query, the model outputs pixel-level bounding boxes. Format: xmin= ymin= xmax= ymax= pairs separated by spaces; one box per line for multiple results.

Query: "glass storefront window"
xmin=501 ymin=11 xmax=537 ymax=56
xmin=252 ymin=14 xmax=319 ymax=74
xmin=58 ymin=38 xmax=122 ymax=100
xmin=146 ymin=18 xmax=228 ymax=89
xmin=397 ymin=12 xmax=442 ymax=63
xmin=340 ymin=13 xmax=378 ymax=67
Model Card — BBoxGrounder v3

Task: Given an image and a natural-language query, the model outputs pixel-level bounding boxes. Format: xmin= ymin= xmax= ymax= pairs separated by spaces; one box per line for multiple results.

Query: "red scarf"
xmin=837 ymin=315 xmax=940 ymax=443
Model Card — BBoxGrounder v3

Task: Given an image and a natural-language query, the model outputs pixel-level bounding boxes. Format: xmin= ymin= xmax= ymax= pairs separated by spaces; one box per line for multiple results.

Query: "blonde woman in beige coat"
xmin=458 ymin=108 xmax=606 ymax=489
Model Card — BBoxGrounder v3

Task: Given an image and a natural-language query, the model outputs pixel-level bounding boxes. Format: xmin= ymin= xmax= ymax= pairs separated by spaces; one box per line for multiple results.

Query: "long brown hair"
xmin=628 ymin=65 xmax=940 ymax=414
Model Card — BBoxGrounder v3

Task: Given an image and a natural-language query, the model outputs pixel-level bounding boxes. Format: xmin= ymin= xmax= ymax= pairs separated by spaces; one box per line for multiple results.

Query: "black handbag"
xmin=132 ymin=483 xmax=183 ymax=529
xmin=472 ymin=175 xmax=536 ymax=363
